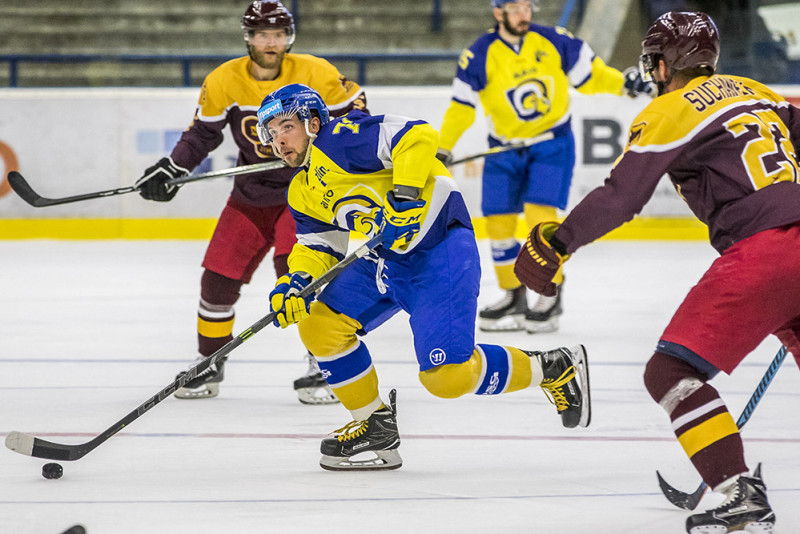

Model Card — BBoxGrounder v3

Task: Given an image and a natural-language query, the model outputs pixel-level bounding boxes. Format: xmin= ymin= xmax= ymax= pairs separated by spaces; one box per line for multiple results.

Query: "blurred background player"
xmin=436 ymin=0 xmax=653 ymax=334
xmin=134 ymin=1 xmax=367 ymax=403
xmin=257 ymin=83 xmax=591 ymax=471
xmin=514 ymin=11 xmax=800 ymax=533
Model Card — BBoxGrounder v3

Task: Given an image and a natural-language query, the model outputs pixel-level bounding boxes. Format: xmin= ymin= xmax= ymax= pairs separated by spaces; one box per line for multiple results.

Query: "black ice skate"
xmin=294 ymin=353 xmax=339 ymax=405
xmin=479 ymin=285 xmax=527 ymax=332
xmin=319 ymin=389 xmax=402 ymax=471
xmin=525 ymin=283 xmax=563 ymax=333
xmin=528 ymin=345 xmax=591 ymax=428
xmin=686 ymin=464 xmax=775 ymax=534
xmin=174 ymin=356 xmax=226 ymax=399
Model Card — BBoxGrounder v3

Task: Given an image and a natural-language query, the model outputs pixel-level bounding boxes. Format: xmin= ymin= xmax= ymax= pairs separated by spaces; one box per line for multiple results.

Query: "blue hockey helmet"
xmin=256 ymin=83 xmax=330 ymax=145
xmin=491 ymin=0 xmax=540 ymax=10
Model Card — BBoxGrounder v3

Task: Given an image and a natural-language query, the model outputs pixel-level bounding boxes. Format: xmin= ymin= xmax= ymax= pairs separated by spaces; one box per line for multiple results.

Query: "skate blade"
xmin=319 ymin=449 xmax=403 ymax=471
xmin=744 ymin=523 xmax=776 ymax=534
xmin=296 ymin=386 xmax=340 ymax=405
xmin=525 ymin=317 xmax=559 ymax=333
xmin=570 ymin=344 xmax=591 ymax=428
xmin=688 ymin=527 xmax=728 ymax=533
xmin=174 ymin=383 xmax=219 ymax=400
xmin=478 ymin=314 xmax=525 ymax=332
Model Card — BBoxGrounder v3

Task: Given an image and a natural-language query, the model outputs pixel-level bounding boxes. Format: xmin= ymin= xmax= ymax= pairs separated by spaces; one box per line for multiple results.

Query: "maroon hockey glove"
xmin=514 ymin=222 xmax=568 ymax=297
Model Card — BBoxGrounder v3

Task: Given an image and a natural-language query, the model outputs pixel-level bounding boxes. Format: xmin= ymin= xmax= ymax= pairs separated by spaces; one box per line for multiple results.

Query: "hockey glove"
xmin=135 ymin=157 xmax=189 ymax=202
xmin=375 ymin=190 xmax=426 ymax=251
xmin=269 ymin=272 xmax=313 ymax=328
xmin=514 ymin=222 xmax=569 ymax=297
xmin=623 ymin=67 xmax=657 ymax=98
xmin=435 ymin=148 xmax=454 ymax=166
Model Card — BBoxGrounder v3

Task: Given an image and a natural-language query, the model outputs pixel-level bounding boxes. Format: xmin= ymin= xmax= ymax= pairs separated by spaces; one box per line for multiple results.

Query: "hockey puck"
xmin=61 ymin=526 xmax=86 ymax=534
xmin=42 ymin=462 xmax=63 ymax=479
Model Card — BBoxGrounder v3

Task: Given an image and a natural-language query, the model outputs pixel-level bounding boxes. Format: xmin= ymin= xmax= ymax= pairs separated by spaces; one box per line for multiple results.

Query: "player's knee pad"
xmin=297 ymin=301 xmax=361 ymax=358
xmin=419 ymin=351 xmax=483 ymax=399
xmin=643 ymin=352 xmax=708 ymax=414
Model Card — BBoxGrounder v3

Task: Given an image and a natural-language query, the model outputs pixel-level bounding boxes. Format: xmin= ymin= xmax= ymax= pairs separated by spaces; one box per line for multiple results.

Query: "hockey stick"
xmin=448 ymin=131 xmax=555 ymax=166
xmin=5 ymin=234 xmax=382 ymax=462
xmin=655 ymin=345 xmax=788 ymax=510
xmin=7 ymin=160 xmax=286 ymax=208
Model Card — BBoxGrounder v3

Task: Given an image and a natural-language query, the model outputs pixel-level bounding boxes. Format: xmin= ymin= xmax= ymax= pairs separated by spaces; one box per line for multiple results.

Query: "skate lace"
xmin=540 ymin=366 xmax=576 ymax=412
xmin=531 ymin=293 xmax=557 ymax=313
xmin=333 ymin=420 xmax=369 ymax=442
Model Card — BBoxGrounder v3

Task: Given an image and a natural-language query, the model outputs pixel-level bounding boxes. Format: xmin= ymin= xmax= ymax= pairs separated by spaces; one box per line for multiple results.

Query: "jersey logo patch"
xmin=506 ymin=79 xmax=552 ymax=121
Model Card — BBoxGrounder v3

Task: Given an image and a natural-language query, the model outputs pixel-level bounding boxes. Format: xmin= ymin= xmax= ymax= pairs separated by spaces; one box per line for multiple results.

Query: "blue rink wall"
xmin=1 ymin=86 xmax=798 ymax=241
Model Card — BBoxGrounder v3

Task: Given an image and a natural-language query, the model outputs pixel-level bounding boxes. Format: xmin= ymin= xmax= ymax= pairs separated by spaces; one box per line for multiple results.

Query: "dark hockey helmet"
xmin=241 ymin=1 xmax=295 ymax=47
xmin=639 ymin=11 xmax=719 ymax=81
xmin=256 ymin=84 xmax=330 ymax=145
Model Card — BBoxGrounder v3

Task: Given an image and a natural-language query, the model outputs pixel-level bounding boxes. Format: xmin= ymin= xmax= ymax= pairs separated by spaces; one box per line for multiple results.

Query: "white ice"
xmin=1 ymin=238 xmax=798 ymax=534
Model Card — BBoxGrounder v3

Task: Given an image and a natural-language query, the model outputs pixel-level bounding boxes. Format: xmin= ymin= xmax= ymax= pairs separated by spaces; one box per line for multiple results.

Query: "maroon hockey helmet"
xmin=639 ymin=11 xmax=719 ymax=80
xmin=241 ymin=1 xmax=295 ymax=46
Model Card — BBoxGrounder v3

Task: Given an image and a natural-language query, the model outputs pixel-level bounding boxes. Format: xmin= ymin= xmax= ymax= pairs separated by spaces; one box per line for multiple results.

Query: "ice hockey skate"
xmin=319 ymin=389 xmax=402 ymax=471
xmin=686 ymin=464 xmax=775 ymax=534
xmin=294 ymin=352 xmax=338 ymax=405
xmin=479 ymin=285 xmax=527 ymax=331
xmin=174 ymin=356 xmax=226 ymax=399
xmin=525 ymin=284 xmax=563 ymax=333
xmin=528 ymin=345 xmax=591 ymax=428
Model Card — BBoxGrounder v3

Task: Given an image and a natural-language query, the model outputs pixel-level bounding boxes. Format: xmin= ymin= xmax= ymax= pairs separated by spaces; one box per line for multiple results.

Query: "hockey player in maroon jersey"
xmin=134 ymin=1 xmax=366 ymax=404
xmin=514 ymin=11 xmax=800 ymax=533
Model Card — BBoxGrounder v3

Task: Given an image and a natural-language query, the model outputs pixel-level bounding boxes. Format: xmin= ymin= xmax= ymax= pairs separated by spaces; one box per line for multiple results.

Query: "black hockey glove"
xmin=623 ymin=67 xmax=657 ymax=99
xmin=135 ymin=157 xmax=189 ymax=202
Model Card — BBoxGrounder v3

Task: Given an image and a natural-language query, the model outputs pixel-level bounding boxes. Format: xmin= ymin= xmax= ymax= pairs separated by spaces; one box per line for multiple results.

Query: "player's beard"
xmin=248 ymin=45 xmax=286 ymax=71
xmin=502 ymin=12 xmax=529 ymax=37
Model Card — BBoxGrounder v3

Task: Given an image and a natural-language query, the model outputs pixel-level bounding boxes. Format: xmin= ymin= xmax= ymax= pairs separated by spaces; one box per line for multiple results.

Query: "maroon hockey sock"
xmin=644 ymin=352 xmax=748 ymax=489
xmin=198 ymin=269 xmax=242 ymax=357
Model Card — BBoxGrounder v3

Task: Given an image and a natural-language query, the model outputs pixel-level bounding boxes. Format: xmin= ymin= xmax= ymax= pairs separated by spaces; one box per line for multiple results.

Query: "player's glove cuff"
xmin=514 ymin=222 xmax=569 ymax=297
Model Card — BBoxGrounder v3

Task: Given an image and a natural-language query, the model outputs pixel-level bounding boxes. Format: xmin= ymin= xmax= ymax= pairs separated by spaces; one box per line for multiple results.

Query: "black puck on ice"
xmin=61 ymin=526 xmax=86 ymax=534
xmin=42 ymin=462 xmax=63 ymax=479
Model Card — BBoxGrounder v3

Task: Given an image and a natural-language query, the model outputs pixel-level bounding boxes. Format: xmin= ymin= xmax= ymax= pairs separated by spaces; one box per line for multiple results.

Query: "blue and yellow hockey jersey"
xmin=440 ymin=23 xmax=624 ymax=149
xmin=286 ymin=110 xmax=473 ymax=279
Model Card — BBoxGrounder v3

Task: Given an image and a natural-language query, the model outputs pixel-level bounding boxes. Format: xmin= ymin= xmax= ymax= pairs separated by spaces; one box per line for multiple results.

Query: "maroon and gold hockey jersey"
xmin=554 ymin=74 xmax=800 ymax=254
xmin=170 ymin=54 xmax=366 ymax=207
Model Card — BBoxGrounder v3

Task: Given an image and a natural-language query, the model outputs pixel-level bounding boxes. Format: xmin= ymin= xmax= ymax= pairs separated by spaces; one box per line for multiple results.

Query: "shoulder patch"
xmin=628 ymin=121 xmax=647 ymax=146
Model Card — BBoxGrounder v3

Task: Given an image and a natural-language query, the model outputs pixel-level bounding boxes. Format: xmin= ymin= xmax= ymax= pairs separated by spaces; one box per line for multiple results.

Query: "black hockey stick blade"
xmin=656 ymin=470 xmax=707 ymax=510
xmin=8 ymin=171 xmax=137 ymax=208
xmin=5 ymin=234 xmax=382 ymax=462
xmin=8 ymin=161 xmax=286 ymax=208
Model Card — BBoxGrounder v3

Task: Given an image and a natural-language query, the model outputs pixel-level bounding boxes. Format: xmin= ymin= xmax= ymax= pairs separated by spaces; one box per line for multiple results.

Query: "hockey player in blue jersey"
xmin=256 ymin=83 xmax=592 ymax=471
xmin=437 ymin=0 xmax=654 ymax=334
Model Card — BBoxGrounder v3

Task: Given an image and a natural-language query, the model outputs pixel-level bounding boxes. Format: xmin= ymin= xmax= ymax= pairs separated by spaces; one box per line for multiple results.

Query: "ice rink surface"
xmin=1 ymin=238 xmax=798 ymax=534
